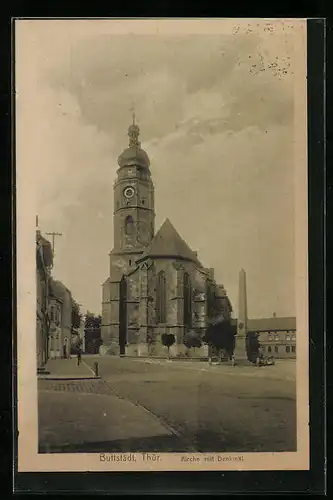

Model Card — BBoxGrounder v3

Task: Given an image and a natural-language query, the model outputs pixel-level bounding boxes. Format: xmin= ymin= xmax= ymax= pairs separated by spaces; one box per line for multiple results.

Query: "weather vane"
xmin=130 ymin=102 xmax=136 ymax=126
xmin=128 ymin=102 xmax=141 ymax=147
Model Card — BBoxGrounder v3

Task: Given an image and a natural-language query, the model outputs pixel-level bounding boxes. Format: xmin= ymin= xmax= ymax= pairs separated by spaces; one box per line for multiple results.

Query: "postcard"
xmin=15 ymin=18 xmax=309 ymax=473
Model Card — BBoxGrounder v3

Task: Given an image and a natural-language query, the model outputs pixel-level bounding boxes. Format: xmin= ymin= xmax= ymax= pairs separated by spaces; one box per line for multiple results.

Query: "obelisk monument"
xmin=234 ymin=268 xmax=248 ymax=360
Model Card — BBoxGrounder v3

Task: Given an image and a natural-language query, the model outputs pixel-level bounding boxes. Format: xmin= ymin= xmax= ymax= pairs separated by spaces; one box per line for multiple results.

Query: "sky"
xmin=16 ymin=19 xmax=301 ymax=318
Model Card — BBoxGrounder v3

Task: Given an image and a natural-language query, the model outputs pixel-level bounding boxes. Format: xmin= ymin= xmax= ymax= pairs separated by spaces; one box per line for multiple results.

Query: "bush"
xmin=161 ymin=333 xmax=175 ymax=347
xmin=203 ymin=320 xmax=235 ymax=362
xmin=161 ymin=333 xmax=175 ymax=358
xmin=183 ymin=330 xmax=202 ymax=349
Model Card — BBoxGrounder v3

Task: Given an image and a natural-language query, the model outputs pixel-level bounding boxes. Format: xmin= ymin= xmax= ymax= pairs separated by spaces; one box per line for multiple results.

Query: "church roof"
xmin=140 ymin=218 xmax=201 ymax=264
xmin=36 ymin=231 xmax=53 ymax=268
xmin=49 ymin=278 xmax=72 ymax=304
xmin=118 ymin=120 xmax=150 ymax=168
xmin=118 ymin=146 xmax=150 ymax=168
xmin=247 ymin=316 xmax=296 ymax=332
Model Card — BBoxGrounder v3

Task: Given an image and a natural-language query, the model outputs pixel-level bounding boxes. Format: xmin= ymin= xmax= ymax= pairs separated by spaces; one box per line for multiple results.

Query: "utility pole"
xmin=45 ymin=231 xmax=63 ymax=255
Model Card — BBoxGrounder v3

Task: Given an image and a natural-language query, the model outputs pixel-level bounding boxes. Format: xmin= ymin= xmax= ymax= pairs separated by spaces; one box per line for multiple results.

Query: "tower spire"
xmin=128 ymin=104 xmax=141 ymax=148
xmin=238 ymin=268 xmax=248 ymax=327
xmin=36 ymin=214 xmax=41 ymax=240
xmin=131 ymin=103 xmax=136 ymax=126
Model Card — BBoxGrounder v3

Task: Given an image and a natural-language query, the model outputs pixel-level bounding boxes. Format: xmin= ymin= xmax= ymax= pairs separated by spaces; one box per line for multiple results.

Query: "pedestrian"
xmin=77 ymin=349 xmax=82 ymax=366
xmin=63 ymin=344 xmax=67 ymax=359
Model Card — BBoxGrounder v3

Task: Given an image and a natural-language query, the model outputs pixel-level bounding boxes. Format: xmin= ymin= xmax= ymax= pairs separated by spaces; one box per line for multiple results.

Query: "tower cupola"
xmin=117 ymin=112 xmax=150 ymax=168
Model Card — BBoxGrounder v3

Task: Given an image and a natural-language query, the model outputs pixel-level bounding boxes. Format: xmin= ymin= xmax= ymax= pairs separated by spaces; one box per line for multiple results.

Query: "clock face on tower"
xmin=123 ymin=186 xmax=135 ymax=199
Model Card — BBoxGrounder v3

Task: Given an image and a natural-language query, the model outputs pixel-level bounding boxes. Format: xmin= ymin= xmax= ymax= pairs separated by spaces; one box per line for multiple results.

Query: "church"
xmin=101 ymin=118 xmax=233 ymax=357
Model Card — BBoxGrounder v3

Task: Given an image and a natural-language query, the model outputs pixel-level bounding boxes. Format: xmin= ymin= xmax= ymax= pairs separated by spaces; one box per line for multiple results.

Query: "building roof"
xmin=247 ymin=316 xmax=296 ymax=332
xmin=139 ymin=218 xmax=202 ymax=265
xmin=36 ymin=231 xmax=53 ymax=268
xmin=49 ymin=278 xmax=72 ymax=303
xmin=118 ymin=121 xmax=150 ymax=168
xmin=118 ymin=146 xmax=150 ymax=168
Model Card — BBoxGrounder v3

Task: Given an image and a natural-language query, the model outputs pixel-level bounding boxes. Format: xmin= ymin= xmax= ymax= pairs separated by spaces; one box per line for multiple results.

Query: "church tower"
xmin=101 ymin=116 xmax=155 ymax=352
xmin=110 ymin=115 xmax=155 ymax=271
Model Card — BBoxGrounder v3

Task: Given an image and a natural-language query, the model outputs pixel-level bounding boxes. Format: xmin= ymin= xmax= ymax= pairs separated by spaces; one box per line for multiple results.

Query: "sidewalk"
xmin=38 ymin=389 xmax=186 ymax=452
xmin=39 ymin=357 xmax=100 ymax=380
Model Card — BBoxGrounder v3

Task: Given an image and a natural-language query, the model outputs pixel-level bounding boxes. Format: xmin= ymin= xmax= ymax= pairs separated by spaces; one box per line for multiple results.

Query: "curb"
xmin=125 ymin=356 xmax=209 ymax=362
xmin=38 ymin=376 xmax=101 ymax=381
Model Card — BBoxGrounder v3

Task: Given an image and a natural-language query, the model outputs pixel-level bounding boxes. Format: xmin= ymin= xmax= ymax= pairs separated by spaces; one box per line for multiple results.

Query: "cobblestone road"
xmin=38 ymin=378 xmax=191 ymax=453
xmin=38 ymin=358 xmax=296 ymax=453
xmin=39 ymin=378 xmax=113 ymax=395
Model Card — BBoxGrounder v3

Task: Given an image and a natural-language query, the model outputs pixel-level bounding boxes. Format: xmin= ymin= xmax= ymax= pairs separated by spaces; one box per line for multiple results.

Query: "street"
xmin=38 ymin=356 xmax=296 ymax=453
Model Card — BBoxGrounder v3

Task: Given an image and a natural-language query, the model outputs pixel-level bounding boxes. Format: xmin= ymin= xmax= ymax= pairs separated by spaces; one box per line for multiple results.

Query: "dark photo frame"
xmin=8 ymin=16 xmax=326 ymax=496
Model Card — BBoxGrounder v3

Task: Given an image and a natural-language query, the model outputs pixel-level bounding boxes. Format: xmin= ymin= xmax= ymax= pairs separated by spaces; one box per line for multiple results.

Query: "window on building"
xmin=275 ymin=335 xmax=279 ymax=341
xmin=292 ymin=334 xmax=296 ymax=340
xmin=275 ymin=346 xmax=279 ymax=353
xmin=125 ymin=215 xmax=134 ymax=235
xmin=286 ymin=345 xmax=290 ymax=353
xmin=183 ymin=272 xmax=192 ymax=328
xmin=292 ymin=345 xmax=296 ymax=353
xmin=156 ymin=271 xmax=166 ymax=323
xmin=268 ymin=346 xmax=272 ymax=353
xmin=286 ymin=334 xmax=291 ymax=341
xmin=268 ymin=334 xmax=272 ymax=341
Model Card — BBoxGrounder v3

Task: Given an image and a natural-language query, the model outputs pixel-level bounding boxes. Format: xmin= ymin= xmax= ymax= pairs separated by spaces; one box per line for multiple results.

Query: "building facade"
xmin=101 ymin=121 xmax=232 ymax=357
xmin=48 ymin=278 xmax=73 ymax=359
xmin=48 ymin=295 xmax=62 ymax=359
xmin=36 ymin=230 xmax=53 ymax=372
xmin=247 ymin=317 xmax=296 ymax=359
xmin=236 ymin=269 xmax=296 ymax=359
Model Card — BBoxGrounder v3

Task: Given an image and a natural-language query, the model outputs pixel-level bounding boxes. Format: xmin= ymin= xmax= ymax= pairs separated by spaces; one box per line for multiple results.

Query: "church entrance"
xmin=119 ymin=276 xmax=127 ymax=356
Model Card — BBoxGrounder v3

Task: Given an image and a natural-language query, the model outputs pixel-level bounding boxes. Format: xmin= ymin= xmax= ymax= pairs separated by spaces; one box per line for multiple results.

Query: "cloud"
xmin=17 ymin=22 xmax=297 ymax=317
xmin=44 ymin=31 xmax=293 ymax=139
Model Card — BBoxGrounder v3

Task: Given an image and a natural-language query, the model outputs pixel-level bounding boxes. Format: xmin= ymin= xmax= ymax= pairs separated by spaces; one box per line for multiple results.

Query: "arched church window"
xmin=156 ymin=271 xmax=166 ymax=324
xmin=183 ymin=272 xmax=192 ymax=328
xmin=125 ymin=215 xmax=134 ymax=235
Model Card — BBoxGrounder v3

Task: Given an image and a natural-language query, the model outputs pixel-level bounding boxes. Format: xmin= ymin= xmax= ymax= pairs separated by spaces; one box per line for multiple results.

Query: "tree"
xmin=246 ymin=332 xmax=261 ymax=364
xmin=161 ymin=333 xmax=175 ymax=359
xmin=84 ymin=312 xmax=102 ymax=354
xmin=203 ymin=320 xmax=235 ymax=364
xmin=71 ymin=298 xmax=82 ymax=332
xmin=183 ymin=330 xmax=202 ymax=356
xmin=70 ymin=333 xmax=82 ymax=355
